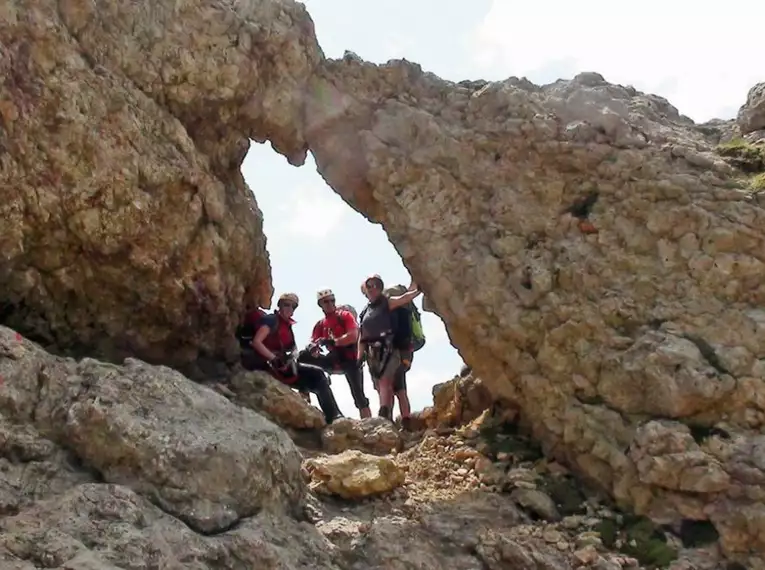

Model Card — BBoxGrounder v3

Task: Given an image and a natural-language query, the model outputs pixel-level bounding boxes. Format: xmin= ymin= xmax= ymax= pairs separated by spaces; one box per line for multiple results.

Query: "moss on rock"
xmin=541 ymin=476 xmax=587 ymax=516
xmin=595 ymin=513 xmax=678 ymax=569
xmin=716 ymin=139 xmax=765 ymax=172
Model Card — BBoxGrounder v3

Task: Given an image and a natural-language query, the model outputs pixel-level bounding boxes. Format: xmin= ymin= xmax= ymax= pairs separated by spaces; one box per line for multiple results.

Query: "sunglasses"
xmin=320 ymin=297 xmax=336 ymax=305
xmin=365 ymin=281 xmax=381 ymax=290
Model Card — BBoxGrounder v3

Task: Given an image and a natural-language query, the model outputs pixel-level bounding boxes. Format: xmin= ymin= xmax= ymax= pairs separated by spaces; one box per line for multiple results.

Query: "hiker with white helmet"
xmin=240 ymin=292 xmax=343 ymax=424
xmin=299 ymin=288 xmax=371 ymax=419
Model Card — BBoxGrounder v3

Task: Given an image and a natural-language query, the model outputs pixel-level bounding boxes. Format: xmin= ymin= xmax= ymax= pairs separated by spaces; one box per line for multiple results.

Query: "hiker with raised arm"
xmin=357 ymin=275 xmax=423 ymax=421
xmin=361 ymin=282 xmax=427 ymax=429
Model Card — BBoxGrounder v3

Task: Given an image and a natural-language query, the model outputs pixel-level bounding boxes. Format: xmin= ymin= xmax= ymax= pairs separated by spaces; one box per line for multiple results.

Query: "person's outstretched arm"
xmin=388 ymin=282 xmax=422 ymax=310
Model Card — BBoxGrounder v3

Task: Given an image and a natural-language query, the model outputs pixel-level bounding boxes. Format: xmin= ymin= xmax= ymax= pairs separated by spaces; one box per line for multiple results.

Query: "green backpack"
xmin=382 ymin=285 xmax=426 ymax=352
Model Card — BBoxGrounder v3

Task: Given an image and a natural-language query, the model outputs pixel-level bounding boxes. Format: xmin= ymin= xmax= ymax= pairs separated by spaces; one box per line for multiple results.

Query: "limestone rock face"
xmin=305 ymin=61 xmax=765 ymax=566
xmin=0 ymin=326 xmax=306 ymax=534
xmin=0 ymin=0 xmax=328 ymax=373
xmin=4 ymin=0 xmax=765 ymax=564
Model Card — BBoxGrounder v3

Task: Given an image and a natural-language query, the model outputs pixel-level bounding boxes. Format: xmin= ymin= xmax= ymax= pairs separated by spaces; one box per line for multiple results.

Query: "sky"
xmin=241 ymin=0 xmax=764 ymax=417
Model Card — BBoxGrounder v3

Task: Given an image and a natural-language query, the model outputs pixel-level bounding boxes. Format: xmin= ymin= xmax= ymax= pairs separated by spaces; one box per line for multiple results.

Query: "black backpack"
xmin=235 ymin=308 xmax=273 ymax=350
xmin=359 ymin=300 xmax=420 ymax=352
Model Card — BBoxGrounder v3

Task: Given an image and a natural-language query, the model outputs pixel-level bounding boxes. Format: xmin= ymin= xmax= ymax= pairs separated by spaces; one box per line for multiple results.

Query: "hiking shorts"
xmin=392 ymin=349 xmax=413 ymax=392
xmin=366 ymin=344 xmax=401 ymax=383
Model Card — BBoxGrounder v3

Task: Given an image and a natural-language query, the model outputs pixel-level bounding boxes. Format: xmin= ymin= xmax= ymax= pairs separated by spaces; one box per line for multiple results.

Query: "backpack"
xmin=235 ymin=307 xmax=274 ymax=350
xmin=393 ymin=301 xmax=426 ymax=352
xmin=336 ymin=304 xmax=358 ymax=321
xmin=359 ymin=288 xmax=426 ymax=353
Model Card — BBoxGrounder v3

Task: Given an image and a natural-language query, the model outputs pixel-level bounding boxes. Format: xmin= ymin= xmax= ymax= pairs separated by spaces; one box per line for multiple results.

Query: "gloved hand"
xmin=319 ymin=337 xmax=335 ymax=348
xmin=268 ymin=355 xmax=286 ymax=370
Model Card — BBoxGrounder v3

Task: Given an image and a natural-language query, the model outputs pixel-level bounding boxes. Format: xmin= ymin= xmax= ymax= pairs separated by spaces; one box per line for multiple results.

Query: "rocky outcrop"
xmin=739 ymin=83 xmax=765 ymax=134
xmin=304 ymin=55 xmax=765 ymax=570
xmin=0 ymin=326 xmax=305 ymax=533
xmin=304 ymin=449 xmax=405 ymax=500
xmin=415 ymin=371 xmax=496 ymax=429
xmin=0 ymin=327 xmax=736 ymax=569
xmin=321 ymin=417 xmax=403 ymax=456
xmin=0 ymin=0 xmax=298 ymax=375
xmin=230 ymin=369 xmax=326 ymax=431
xmin=3 ymin=0 xmax=765 ymax=565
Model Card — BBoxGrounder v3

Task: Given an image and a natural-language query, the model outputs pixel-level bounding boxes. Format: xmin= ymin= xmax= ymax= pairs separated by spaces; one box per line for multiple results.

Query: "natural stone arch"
xmin=2 ymin=0 xmax=765 ymax=565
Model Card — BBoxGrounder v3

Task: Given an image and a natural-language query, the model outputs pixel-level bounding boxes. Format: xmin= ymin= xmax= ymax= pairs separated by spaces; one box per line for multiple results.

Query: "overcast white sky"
xmin=241 ymin=0 xmax=763 ymax=416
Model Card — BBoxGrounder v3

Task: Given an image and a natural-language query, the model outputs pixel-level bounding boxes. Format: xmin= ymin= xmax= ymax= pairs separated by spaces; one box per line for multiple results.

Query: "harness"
xmin=364 ymin=333 xmax=395 ymax=378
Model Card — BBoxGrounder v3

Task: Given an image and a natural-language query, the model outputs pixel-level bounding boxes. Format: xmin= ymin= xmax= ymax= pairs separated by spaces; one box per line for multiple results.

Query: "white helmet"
xmin=316 ymin=289 xmax=335 ymax=305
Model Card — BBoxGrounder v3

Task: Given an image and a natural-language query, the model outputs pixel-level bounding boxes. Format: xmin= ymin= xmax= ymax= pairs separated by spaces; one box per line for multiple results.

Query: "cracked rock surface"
xmin=304 ymin=43 xmax=765 ymax=570
xmin=3 ymin=0 xmax=765 ymax=566
xmin=0 ymin=328 xmax=754 ymax=569
xmin=0 ymin=0 xmax=296 ymax=375
xmin=0 ymin=326 xmax=306 ymax=536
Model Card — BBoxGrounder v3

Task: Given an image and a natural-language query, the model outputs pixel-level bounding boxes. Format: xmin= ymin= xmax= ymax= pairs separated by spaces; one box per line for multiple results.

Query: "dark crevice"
xmin=561 ymin=189 xmax=599 ymax=219
xmin=145 ymin=493 xmax=251 ymax=537
xmin=681 ymin=333 xmax=730 ymax=375
xmin=29 ymin=365 xmax=47 ymax=424
xmin=678 ymin=519 xmax=720 ymax=548
xmin=520 ymin=267 xmax=533 ymax=289
xmin=65 ymin=453 xmax=106 ymax=484
xmin=574 ymin=393 xmax=631 ymax=425
xmin=687 ymin=424 xmax=731 ymax=444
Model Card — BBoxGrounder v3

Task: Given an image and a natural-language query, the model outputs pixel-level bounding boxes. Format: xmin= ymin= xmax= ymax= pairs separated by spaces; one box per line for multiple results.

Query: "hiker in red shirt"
xmin=239 ymin=292 xmax=343 ymax=424
xmin=300 ymin=289 xmax=372 ymax=419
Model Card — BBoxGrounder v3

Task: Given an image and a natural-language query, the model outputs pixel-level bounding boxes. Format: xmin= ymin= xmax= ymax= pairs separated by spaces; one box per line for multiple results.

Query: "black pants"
xmin=298 ymin=350 xmax=370 ymax=410
xmin=241 ymin=350 xmax=343 ymax=424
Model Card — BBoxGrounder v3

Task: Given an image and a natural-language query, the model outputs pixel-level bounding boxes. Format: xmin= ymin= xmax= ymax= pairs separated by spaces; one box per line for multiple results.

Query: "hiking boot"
xmin=401 ymin=416 xmax=413 ymax=432
xmin=378 ymin=406 xmax=392 ymax=421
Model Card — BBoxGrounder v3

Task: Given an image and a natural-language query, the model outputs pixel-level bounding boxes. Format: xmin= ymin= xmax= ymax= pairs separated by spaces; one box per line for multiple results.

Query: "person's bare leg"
xmin=397 ymin=390 xmax=411 ymax=418
xmin=377 ymin=375 xmax=394 ymax=419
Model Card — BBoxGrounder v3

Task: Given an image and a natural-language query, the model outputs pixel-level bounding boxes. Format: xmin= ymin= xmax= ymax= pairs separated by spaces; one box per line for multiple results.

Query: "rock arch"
xmin=2 ymin=0 xmax=765 ymax=564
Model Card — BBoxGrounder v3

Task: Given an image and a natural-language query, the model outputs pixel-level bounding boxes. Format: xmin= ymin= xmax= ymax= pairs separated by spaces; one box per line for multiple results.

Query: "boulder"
xmin=321 ymin=417 xmax=402 ymax=456
xmin=425 ymin=372 xmax=495 ymax=428
xmin=303 ymin=449 xmax=405 ymax=500
xmin=738 ymin=82 xmax=765 ymax=134
xmin=0 ymin=484 xmax=338 ymax=569
xmin=0 ymin=326 xmax=305 ymax=534
xmin=230 ymin=369 xmax=326 ymax=431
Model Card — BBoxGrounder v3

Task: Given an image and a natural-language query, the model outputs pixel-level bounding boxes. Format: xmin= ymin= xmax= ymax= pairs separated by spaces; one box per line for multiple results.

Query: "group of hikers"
xmin=235 ymin=274 xmax=426 ymax=429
